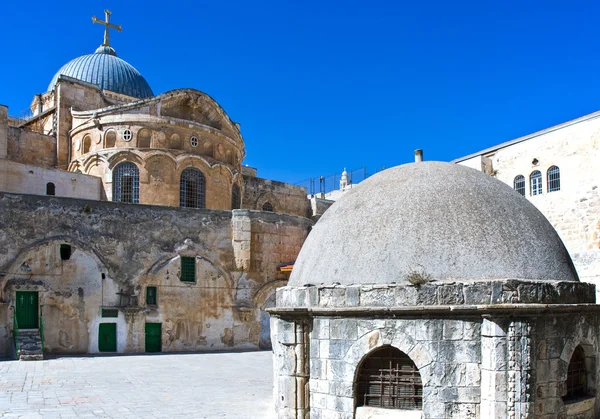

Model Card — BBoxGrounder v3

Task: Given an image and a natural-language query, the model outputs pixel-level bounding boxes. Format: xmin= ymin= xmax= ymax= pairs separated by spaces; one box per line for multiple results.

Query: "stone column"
xmin=481 ymin=316 xmax=535 ymax=419
xmin=231 ymin=210 xmax=252 ymax=271
xmin=0 ymin=105 xmax=7 ymax=159
xmin=480 ymin=317 xmax=509 ymax=417
xmin=271 ymin=315 xmax=310 ymax=419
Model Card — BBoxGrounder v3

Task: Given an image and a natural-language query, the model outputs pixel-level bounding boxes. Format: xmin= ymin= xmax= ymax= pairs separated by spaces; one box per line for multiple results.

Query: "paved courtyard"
xmin=0 ymin=351 xmax=276 ymax=418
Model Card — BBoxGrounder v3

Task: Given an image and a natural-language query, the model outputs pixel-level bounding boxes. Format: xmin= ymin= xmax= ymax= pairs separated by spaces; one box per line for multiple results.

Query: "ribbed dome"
xmin=48 ymin=46 xmax=154 ymax=99
xmin=289 ymin=162 xmax=579 ymax=286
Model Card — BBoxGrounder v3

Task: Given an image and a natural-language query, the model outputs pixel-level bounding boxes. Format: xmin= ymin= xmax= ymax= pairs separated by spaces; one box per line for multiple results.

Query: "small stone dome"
xmin=290 ymin=162 xmax=579 ymax=286
xmin=48 ymin=46 xmax=154 ymax=99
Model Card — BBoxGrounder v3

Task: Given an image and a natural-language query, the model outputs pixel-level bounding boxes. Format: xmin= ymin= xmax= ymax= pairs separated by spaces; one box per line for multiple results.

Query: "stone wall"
xmin=456 ymin=112 xmax=600 ymax=293
xmin=243 ymin=175 xmax=310 ymax=218
xmin=0 ymin=160 xmax=102 ymax=200
xmin=7 ymin=127 xmax=56 ymax=168
xmin=271 ymin=283 xmax=600 ymax=418
xmin=0 ymin=193 xmax=311 ymax=356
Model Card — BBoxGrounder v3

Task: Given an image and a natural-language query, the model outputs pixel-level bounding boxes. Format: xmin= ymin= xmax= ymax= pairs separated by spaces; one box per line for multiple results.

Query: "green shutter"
xmin=146 ymin=286 xmax=157 ymax=305
xmin=98 ymin=323 xmax=117 ymax=352
xmin=180 ymin=256 xmax=196 ymax=282
xmin=145 ymin=323 xmax=162 ymax=352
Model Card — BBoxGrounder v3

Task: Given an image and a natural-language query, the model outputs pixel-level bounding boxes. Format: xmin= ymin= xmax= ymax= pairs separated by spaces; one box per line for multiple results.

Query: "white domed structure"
xmin=290 ymin=161 xmax=578 ymax=286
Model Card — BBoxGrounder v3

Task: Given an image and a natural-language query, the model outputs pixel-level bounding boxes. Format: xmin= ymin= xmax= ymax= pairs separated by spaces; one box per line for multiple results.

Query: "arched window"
xmin=530 ymin=170 xmax=542 ymax=196
xmin=83 ymin=135 xmax=91 ymax=154
xmin=356 ymin=346 xmax=422 ymax=410
xmin=112 ymin=162 xmax=140 ymax=203
xmin=180 ymin=168 xmax=206 ymax=208
xmin=204 ymin=142 xmax=214 ymax=158
xmin=513 ymin=175 xmax=525 ymax=196
xmin=138 ymin=129 xmax=151 ymax=148
xmin=564 ymin=345 xmax=587 ymax=401
xmin=231 ymin=184 xmax=241 ymax=210
xmin=262 ymin=202 xmax=274 ymax=212
xmin=105 ymin=130 xmax=116 ymax=148
xmin=547 ymin=166 xmax=560 ymax=192
xmin=46 ymin=182 xmax=55 ymax=196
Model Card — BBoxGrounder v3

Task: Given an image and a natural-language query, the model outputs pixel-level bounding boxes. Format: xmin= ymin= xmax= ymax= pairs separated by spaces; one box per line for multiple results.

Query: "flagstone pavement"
xmin=0 ymin=351 xmax=276 ymax=418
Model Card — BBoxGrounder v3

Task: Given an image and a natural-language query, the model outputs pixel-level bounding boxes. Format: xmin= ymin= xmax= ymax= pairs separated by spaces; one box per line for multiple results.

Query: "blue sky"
xmin=3 ymin=1 xmax=600 ymax=185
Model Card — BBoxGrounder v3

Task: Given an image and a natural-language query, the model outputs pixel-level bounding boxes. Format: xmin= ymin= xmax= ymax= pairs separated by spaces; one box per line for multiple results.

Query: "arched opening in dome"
xmin=113 ymin=162 xmax=140 ymax=204
xmin=105 ymin=130 xmax=116 ymax=148
xmin=137 ymin=129 xmax=151 ymax=148
xmin=355 ymin=346 xmax=422 ymax=412
xmin=180 ymin=168 xmax=205 ymax=209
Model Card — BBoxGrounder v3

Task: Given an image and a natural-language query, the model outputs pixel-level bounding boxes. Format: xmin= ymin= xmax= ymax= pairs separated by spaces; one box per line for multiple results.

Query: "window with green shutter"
xmin=180 ymin=256 xmax=196 ymax=282
xmin=146 ymin=286 xmax=157 ymax=305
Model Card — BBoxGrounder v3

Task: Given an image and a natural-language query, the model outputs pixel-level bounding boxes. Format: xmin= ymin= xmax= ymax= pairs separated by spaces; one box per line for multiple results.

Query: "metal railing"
xmin=13 ymin=311 xmax=18 ymax=360
xmin=39 ymin=308 xmax=45 ymax=355
xmin=295 ymin=166 xmax=371 ymax=196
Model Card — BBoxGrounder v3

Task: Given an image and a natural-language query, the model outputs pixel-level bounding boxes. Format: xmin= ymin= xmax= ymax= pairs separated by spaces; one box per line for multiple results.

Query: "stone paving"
xmin=0 ymin=351 xmax=276 ymax=418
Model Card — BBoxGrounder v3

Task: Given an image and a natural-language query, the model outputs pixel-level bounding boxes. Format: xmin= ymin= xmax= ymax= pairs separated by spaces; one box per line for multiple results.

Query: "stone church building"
xmin=0 ymin=11 xmax=316 ymax=359
xmin=271 ymin=162 xmax=600 ymax=418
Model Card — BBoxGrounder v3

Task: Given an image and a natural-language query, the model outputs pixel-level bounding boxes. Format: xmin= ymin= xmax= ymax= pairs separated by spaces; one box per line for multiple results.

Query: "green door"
xmin=15 ymin=291 xmax=38 ymax=329
xmin=98 ymin=323 xmax=117 ymax=352
xmin=145 ymin=323 xmax=162 ymax=353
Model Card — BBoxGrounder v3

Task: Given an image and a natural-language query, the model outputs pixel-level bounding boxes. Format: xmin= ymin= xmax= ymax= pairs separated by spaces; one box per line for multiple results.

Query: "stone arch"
xmin=558 ymin=322 xmax=598 ymax=401
xmin=345 ymin=328 xmax=433 ymax=387
xmin=255 ymin=192 xmax=280 ymax=212
xmin=253 ymin=279 xmax=286 ymax=350
xmin=106 ymin=151 xmax=145 ymax=170
xmin=82 ymin=135 xmax=92 ymax=154
xmin=104 ymin=129 xmax=117 ymax=148
xmin=81 ymin=154 xmax=109 ymax=174
xmin=137 ymin=128 xmax=151 ymax=148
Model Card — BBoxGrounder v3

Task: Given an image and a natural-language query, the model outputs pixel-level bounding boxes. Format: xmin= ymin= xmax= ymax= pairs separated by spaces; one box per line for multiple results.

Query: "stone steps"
xmin=16 ymin=329 xmax=44 ymax=361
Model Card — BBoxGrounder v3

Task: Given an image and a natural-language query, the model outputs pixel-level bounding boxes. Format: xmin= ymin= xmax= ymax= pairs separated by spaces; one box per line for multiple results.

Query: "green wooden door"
xmin=98 ymin=323 xmax=117 ymax=352
xmin=15 ymin=291 xmax=38 ymax=329
xmin=145 ymin=323 xmax=162 ymax=353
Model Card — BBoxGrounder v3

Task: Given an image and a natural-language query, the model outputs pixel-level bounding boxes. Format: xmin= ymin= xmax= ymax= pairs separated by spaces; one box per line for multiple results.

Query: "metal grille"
xmin=530 ymin=170 xmax=542 ymax=196
xmin=231 ymin=184 xmax=241 ymax=209
xmin=357 ymin=346 xmax=422 ymax=410
xmin=180 ymin=256 xmax=196 ymax=282
xmin=547 ymin=166 xmax=560 ymax=192
xmin=262 ymin=202 xmax=274 ymax=212
xmin=513 ymin=175 xmax=525 ymax=196
xmin=113 ymin=162 xmax=140 ymax=203
xmin=180 ymin=168 xmax=206 ymax=208
xmin=564 ymin=346 xmax=587 ymax=400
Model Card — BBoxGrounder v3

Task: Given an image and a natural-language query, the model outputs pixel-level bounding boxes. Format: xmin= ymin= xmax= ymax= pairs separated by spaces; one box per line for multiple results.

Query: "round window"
xmin=123 ymin=129 xmax=132 ymax=142
xmin=190 ymin=136 xmax=199 ymax=147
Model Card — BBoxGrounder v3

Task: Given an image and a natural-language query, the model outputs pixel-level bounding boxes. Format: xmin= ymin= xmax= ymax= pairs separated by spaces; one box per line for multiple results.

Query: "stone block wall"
xmin=456 ymin=113 xmax=600 ymax=293
xmin=243 ymin=174 xmax=310 ymax=218
xmin=7 ymin=126 xmax=56 ymax=168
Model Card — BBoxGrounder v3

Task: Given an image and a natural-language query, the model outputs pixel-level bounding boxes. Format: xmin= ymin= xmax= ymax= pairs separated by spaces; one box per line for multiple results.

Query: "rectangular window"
xmin=102 ymin=308 xmax=118 ymax=318
xmin=146 ymin=286 xmax=157 ymax=305
xmin=60 ymin=244 xmax=72 ymax=260
xmin=180 ymin=256 xmax=196 ymax=282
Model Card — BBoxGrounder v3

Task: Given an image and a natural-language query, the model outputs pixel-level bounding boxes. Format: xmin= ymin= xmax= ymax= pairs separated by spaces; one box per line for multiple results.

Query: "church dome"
xmin=47 ymin=46 xmax=154 ymax=99
xmin=289 ymin=161 xmax=579 ymax=286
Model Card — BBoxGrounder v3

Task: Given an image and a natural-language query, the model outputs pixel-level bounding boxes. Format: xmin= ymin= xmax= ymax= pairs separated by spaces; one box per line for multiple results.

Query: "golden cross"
xmin=91 ymin=10 xmax=122 ymax=47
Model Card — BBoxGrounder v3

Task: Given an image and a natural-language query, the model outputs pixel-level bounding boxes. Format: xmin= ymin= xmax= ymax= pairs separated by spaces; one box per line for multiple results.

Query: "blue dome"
xmin=48 ymin=46 xmax=154 ymax=99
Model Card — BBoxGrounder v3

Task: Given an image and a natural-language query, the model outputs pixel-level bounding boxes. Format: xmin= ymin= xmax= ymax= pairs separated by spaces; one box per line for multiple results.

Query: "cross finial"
xmin=92 ymin=9 xmax=122 ymax=47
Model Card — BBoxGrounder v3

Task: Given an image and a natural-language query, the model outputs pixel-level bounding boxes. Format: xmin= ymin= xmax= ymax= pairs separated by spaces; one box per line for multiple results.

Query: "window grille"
xmin=180 ymin=256 xmax=196 ymax=282
xmin=113 ymin=162 xmax=140 ymax=203
xmin=190 ymin=136 xmax=199 ymax=147
xmin=564 ymin=345 xmax=587 ymax=400
xmin=232 ymin=184 xmax=241 ymax=209
xmin=513 ymin=175 xmax=525 ymax=196
xmin=180 ymin=168 xmax=206 ymax=208
xmin=357 ymin=346 xmax=422 ymax=410
xmin=547 ymin=166 xmax=560 ymax=192
xmin=530 ymin=171 xmax=542 ymax=196
xmin=146 ymin=286 xmax=157 ymax=305
xmin=46 ymin=182 xmax=56 ymax=196
xmin=262 ymin=202 xmax=274 ymax=212
xmin=122 ymin=129 xmax=132 ymax=142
